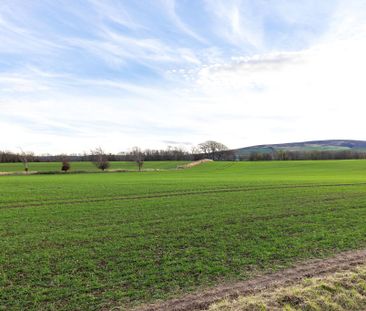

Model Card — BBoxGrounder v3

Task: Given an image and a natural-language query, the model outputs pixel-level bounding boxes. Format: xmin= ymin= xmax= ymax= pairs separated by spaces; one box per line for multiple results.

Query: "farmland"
xmin=0 ymin=161 xmax=188 ymax=173
xmin=1 ymin=160 xmax=366 ymax=310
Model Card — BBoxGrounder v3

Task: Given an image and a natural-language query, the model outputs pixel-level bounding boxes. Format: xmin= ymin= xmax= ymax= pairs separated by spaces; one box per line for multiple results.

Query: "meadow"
xmin=1 ymin=160 xmax=366 ymax=310
xmin=0 ymin=161 xmax=188 ymax=173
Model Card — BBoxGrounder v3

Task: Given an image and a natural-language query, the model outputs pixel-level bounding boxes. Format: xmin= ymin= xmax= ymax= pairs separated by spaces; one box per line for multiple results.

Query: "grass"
xmin=209 ymin=264 xmax=366 ymax=310
xmin=0 ymin=161 xmax=189 ymax=173
xmin=1 ymin=160 xmax=366 ymax=310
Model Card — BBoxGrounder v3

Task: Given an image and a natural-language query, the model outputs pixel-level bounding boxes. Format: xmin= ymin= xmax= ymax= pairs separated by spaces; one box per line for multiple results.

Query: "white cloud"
xmin=1 ymin=0 xmax=366 ymax=153
xmin=203 ymin=0 xmax=264 ymax=49
xmin=87 ymin=0 xmax=142 ymax=30
xmin=160 ymin=0 xmax=208 ymax=44
xmin=165 ymin=7 xmax=366 ymax=148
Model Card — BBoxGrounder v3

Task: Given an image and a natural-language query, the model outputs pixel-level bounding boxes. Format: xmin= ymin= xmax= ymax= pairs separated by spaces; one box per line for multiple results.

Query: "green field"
xmin=0 ymin=161 xmax=188 ymax=173
xmin=1 ymin=160 xmax=366 ymax=310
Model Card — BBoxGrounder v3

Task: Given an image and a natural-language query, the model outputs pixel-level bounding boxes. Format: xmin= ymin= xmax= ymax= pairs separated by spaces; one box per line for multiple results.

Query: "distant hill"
xmin=234 ymin=140 xmax=366 ymax=158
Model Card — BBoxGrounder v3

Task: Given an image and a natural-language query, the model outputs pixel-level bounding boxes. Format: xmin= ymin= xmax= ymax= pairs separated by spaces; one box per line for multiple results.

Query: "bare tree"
xmin=197 ymin=140 xmax=228 ymax=160
xmin=19 ymin=148 xmax=32 ymax=174
xmin=61 ymin=157 xmax=71 ymax=172
xmin=191 ymin=146 xmax=203 ymax=160
xmin=131 ymin=147 xmax=144 ymax=171
xmin=0 ymin=151 xmax=19 ymax=163
xmin=90 ymin=147 xmax=110 ymax=171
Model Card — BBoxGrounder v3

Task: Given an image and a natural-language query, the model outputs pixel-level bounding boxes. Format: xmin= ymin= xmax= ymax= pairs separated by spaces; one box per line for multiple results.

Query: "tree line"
xmin=0 ymin=141 xmax=232 ymax=163
xmin=0 ymin=141 xmax=233 ymax=172
xmin=3 ymin=143 xmax=366 ymax=171
xmin=248 ymin=149 xmax=366 ymax=161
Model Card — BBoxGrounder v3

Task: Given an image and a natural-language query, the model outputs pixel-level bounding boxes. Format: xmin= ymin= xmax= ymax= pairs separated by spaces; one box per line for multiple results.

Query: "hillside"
xmin=235 ymin=139 xmax=366 ymax=158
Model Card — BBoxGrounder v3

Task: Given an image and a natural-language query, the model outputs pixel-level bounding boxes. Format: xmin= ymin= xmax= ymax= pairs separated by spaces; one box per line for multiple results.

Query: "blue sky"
xmin=1 ymin=0 xmax=366 ymax=154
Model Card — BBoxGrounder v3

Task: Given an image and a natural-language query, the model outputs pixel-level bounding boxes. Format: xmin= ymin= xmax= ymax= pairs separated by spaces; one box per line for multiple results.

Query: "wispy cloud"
xmin=203 ymin=0 xmax=265 ymax=49
xmin=87 ymin=0 xmax=142 ymax=30
xmin=160 ymin=0 xmax=208 ymax=44
xmin=1 ymin=0 xmax=366 ymax=153
xmin=0 ymin=9 xmax=62 ymax=55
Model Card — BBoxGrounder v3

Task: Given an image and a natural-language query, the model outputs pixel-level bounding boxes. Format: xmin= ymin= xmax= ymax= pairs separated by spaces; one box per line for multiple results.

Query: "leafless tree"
xmin=191 ymin=146 xmax=203 ymax=160
xmin=90 ymin=147 xmax=110 ymax=171
xmin=19 ymin=148 xmax=33 ymax=174
xmin=197 ymin=140 xmax=228 ymax=160
xmin=131 ymin=147 xmax=144 ymax=171
xmin=0 ymin=151 xmax=19 ymax=163
xmin=61 ymin=157 xmax=71 ymax=172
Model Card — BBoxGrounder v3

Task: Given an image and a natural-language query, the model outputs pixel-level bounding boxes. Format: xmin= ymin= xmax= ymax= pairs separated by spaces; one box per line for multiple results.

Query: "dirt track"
xmin=135 ymin=249 xmax=366 ymax=311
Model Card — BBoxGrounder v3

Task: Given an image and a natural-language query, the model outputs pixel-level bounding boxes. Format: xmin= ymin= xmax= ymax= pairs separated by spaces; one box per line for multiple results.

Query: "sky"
xmin=1 ymin=0 xmax=366 ymax=154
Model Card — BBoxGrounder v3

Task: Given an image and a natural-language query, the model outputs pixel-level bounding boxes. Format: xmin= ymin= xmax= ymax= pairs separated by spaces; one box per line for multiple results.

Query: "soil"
xmin=177 ymin=159 xmax=213 ymax=169
xmin=135 ymin=249 xmax=366 ymax=311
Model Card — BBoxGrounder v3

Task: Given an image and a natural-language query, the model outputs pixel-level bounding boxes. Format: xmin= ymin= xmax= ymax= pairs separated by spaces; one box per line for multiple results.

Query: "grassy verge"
xmin=209 ymin=264 xmax=366 ymax=311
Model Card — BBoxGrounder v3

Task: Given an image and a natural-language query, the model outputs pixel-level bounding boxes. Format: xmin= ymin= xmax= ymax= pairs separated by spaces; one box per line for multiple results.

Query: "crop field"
xmin=1 ymin=160 xmax=366 ymax=310
xmin=0 ymin=161 xmax=188 ymax=173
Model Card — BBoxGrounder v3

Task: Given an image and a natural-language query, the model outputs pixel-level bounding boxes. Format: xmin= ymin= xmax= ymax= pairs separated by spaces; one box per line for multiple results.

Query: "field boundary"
xmin=2 ymin=182 xmax=366 ymax=209
xmin=0 ymin=168 xmax=169 ymax=177
xmin=0 ymin=161 xmax=195 ymax=176
xmin=134 ymin=249 xmax=366 ymax=311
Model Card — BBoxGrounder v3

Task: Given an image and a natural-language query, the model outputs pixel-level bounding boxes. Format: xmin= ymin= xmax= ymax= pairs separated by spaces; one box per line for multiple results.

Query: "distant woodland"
xmin=0 ymin=141 xmax=234 ymax=162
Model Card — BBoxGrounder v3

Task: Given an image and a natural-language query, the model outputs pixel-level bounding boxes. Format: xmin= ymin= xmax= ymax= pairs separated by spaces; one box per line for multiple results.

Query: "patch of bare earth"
xmin=134 ymin=249 xmax=366 ymax=311
xmin=177 ymin=159 xmax=213 ymax=169
xmin=0 ymin=171 xmax=38 ymax=176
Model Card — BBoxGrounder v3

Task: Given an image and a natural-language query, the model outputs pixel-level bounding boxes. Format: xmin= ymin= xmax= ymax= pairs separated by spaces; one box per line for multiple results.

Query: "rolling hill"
xmin=234 ymin=139 xmax=366 ymax=158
